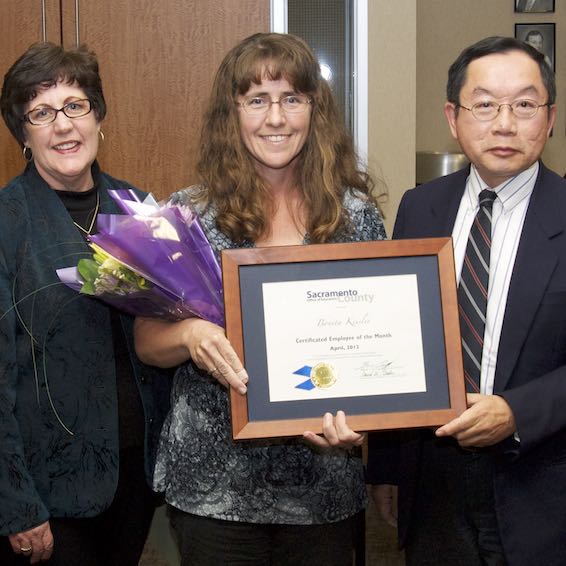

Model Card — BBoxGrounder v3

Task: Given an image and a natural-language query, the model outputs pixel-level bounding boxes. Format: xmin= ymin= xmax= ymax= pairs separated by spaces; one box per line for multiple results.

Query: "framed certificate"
xmin=221 ymin=238 xmax=466 ymax=440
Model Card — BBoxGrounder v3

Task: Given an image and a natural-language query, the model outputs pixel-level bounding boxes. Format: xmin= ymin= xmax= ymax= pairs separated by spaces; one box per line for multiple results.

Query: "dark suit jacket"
xmin=0 ymin=162 xmax=171 ymax=535
xmin=367 ymin=163 xmax=566 ymax=565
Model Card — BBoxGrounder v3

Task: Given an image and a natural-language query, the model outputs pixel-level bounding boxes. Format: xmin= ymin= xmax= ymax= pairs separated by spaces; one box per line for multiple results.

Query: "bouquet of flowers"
xmin=57 ymin=189 xmax=224 ymax=325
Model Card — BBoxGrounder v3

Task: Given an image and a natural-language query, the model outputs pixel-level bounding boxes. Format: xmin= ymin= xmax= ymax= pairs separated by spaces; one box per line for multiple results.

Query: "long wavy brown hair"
xmin=195 ymin=32 xmax=378 ymax=244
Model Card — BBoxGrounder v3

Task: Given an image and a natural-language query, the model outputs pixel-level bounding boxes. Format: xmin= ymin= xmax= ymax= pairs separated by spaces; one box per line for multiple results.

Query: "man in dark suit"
xmin=367 ymin=36 xmax=566 ymax=565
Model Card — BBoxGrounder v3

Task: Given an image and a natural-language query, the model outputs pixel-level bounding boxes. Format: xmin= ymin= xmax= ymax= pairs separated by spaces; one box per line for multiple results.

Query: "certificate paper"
xmin=262 ymin=274 xmax=426 ymax=402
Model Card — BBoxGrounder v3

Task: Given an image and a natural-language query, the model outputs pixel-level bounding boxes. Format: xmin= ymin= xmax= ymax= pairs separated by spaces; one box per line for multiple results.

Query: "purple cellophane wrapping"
xmin=57 ymin=191 xmax=224 ymax=325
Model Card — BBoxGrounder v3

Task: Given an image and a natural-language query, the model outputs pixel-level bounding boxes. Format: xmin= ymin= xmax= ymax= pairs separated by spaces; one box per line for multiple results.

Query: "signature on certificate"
xmin=358 ymin=359 xmax=398 ymax=377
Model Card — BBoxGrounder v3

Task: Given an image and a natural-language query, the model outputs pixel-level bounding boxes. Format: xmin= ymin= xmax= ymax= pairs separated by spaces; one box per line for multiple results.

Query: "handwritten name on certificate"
xmin=261 ymin=274 xmax=426 ymax=402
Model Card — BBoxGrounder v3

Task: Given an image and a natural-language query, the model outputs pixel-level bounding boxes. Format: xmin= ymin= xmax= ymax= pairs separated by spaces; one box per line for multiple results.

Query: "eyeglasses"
xmin=457 ymin=99 xmax=551 ymax=121
xmin=237 ymin=94 xmax=312 ymax=115
xmin=23 ymin=99 xmax=92 ymax=125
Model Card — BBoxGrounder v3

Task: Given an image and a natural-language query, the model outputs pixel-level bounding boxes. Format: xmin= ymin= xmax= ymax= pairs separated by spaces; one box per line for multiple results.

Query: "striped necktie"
xmin=458 ymin=189 xmax=497 ymax=393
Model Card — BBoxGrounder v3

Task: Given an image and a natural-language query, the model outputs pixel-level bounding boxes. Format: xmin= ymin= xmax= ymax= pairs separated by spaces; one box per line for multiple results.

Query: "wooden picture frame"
xmin=222 ymin=238 xmax=467 ymax=440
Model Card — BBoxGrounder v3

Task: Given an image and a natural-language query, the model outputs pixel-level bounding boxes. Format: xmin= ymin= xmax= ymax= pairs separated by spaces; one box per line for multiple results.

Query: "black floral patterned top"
xmin=154 ymin=187 xmax=386 ymax=524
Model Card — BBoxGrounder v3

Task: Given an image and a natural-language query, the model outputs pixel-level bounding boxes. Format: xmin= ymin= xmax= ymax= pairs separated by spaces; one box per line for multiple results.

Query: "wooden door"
xmin=61 ymin=0 xmax=269 ymax=200
xmin=0 ymin=0 xmax=61 ymax=185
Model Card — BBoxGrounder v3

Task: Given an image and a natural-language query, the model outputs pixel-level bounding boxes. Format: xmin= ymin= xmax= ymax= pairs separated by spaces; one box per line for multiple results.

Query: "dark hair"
xmin=1 ymin=42 xmax=106 ymax=146
xmin=525 ymin=30 xmax=544 ymax=42
xmin=446 ymin=36 xmax=555 ymax=106
xmin=195 ymin=32 xmax=377 ymax=244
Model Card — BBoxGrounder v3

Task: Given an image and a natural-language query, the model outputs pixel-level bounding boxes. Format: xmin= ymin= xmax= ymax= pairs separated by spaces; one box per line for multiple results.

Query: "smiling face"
xmin=237 ymin=77 xmax=312 ymax=186
xmin=23 ymin=80 xmax=100 ymax=191
xmin=444 ymin=50 xmax=556 ymax=188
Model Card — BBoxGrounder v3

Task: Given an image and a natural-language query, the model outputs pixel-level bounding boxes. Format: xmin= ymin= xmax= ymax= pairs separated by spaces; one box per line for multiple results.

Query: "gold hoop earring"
xmin=99 ymin=130 xmax=105 ymax=142
xmin=22 ymin=146 xmax=32 ymax=162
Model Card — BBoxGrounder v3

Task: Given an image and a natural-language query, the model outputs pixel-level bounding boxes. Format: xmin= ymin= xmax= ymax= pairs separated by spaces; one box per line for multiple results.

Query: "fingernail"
xmin=238 ymin=385 xmax=247 ymax=395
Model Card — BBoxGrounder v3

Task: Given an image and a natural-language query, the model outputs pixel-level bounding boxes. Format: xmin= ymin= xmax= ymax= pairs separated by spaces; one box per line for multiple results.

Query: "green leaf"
xmin=92 ymin=251 xmax=107 ymax=264
xmin=80 ymin=281 xmax=96 ymax=295
xmin=77 ymin=258 xmax=100 ymax=283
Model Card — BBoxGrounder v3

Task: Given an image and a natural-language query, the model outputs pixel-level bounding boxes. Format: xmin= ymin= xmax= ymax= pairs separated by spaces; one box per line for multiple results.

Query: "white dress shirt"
xmin=452 ymin=162 xmax=538 ymax=394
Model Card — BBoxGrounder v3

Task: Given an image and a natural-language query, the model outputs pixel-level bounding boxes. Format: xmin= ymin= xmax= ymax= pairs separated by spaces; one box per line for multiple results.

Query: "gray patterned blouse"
xmin=154 ymin=187 xmax=387 ymax=525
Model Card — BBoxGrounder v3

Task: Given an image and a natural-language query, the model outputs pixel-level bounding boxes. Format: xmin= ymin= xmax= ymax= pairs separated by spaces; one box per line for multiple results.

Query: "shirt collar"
xmin=466 ymin=162 xmax=538 ymax=213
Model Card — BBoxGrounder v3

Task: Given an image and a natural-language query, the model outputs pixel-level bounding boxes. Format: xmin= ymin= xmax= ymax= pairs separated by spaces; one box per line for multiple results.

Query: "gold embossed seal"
xmin=310 ymin=362 xmax=337 ymax=389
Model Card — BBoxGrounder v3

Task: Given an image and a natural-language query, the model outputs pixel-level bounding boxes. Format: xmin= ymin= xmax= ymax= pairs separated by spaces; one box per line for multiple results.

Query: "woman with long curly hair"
xmin=135 ymin=32 xmax=386 ymax=565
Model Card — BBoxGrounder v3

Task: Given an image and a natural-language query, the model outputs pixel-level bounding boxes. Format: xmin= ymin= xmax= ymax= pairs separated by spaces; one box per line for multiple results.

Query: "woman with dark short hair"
xmin=0 ymin=42 xmax=170 ymax=565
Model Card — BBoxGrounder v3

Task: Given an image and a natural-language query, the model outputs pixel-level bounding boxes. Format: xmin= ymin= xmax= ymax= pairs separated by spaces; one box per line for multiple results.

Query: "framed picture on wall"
xmin=515 ymin=23 xmax=555 ymax=71
xmin=515 ymin=0 xmax=555 ymax=13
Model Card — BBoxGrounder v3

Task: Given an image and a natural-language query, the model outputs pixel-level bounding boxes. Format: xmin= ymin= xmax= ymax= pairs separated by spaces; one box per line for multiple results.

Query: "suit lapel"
xmin=431 ymin=192 xmax=464 ymax=237
xmin=25 ymin=165 xmax=85 ymax=246
xmin=427 ymin=168 xmax=469 ymax=237
xmin=495 ymin=166 xmax=562 ymax=390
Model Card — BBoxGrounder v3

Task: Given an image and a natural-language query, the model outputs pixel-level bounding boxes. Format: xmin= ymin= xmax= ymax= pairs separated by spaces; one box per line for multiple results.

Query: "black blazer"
xmin=0 ymin=162 xmax=171 ymax=535
xmin=367 ymin=163 xmax=566 ymax=565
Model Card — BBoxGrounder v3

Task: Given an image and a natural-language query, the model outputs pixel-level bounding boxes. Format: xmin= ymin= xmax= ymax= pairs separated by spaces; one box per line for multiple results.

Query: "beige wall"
xmin=416 ymin=0 xmax=566 ymax=175
xmin=368 ymin=0 xmax=417 ymax=236
xmin=367 ymin=0 xmax=566 ymax=235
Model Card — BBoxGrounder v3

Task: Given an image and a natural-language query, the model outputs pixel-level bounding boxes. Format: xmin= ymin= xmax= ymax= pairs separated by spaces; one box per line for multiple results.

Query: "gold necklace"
xmin=73 ymin=190 xmax=100 ymax=235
